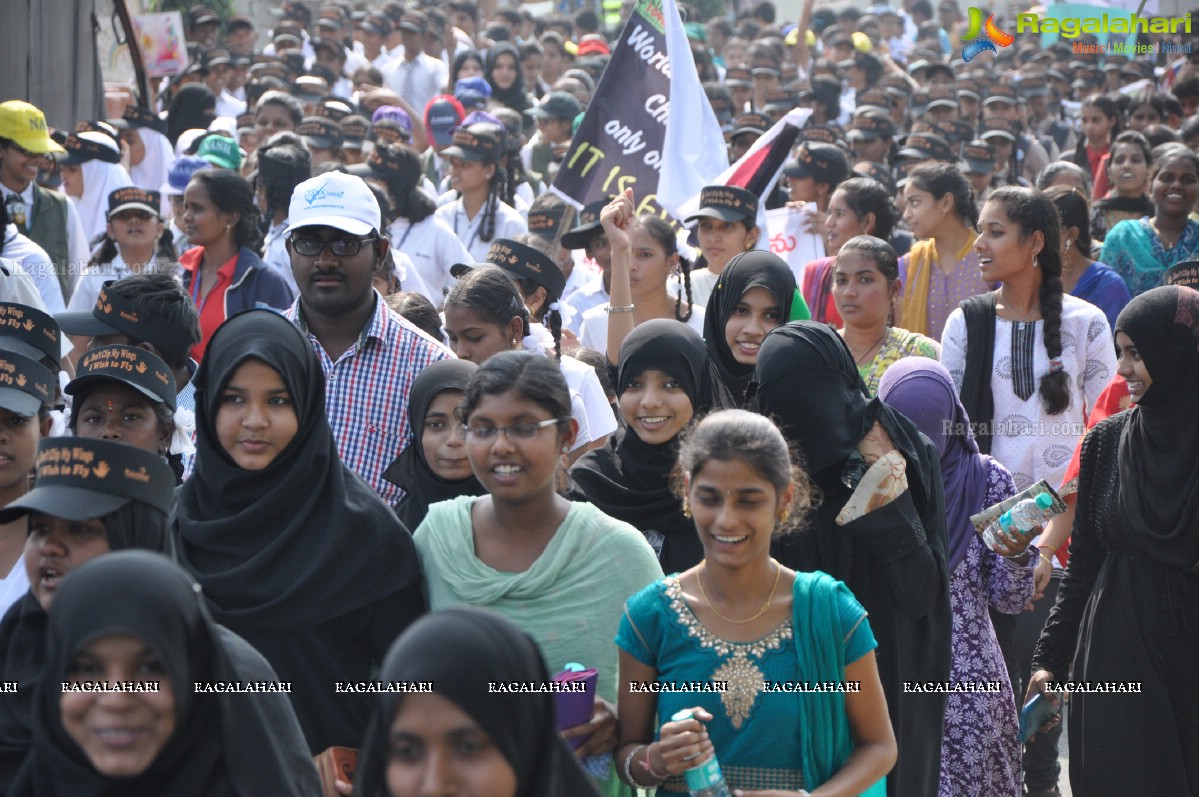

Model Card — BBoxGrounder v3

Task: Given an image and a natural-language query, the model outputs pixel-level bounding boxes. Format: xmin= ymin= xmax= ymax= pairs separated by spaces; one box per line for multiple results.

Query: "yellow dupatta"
xmin=899 ymin=238 xmax=975 ymax=336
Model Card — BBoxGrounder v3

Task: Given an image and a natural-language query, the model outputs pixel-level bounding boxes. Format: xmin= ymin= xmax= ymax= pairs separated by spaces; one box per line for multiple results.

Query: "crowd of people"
xmin=0 ymin=0 xmax=1197 ymax=794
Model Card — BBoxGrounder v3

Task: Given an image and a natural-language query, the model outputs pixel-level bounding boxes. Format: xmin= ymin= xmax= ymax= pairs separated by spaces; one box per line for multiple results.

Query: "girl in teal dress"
xmin=614 ymin=410 xmax=895 ymax=797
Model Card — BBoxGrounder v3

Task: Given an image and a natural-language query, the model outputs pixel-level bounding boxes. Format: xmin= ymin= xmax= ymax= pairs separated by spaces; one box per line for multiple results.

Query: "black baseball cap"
xmin=107 ymin=187 xmax=161 ymax=219
xmin=984 ymin=84 xmax=1019 ymax=106
xmin=451 ymin=238 xmax=566 ymax=299
xmin=783 ymin=142 xmax=850 ymax=185
xmin=725 ymin=67 xmax=753 ymax=87
xmin=848 ymin=110 xmax=895 ymax=141
xmin=731 ymin=112 xmax=771 ymax=138
xmin=0 ymin=350 xmax=54 ymax=417
xmin=527 ymin=205 xmax=569 ymax=243
xmin=66 ymin=344 xmax=177 ymax=411
xmin=926 ymin=85 xmax=959 ymax=111
xmin=896 ymin=132 xmax=955 ymax=162
xmin=560 ymin=197 xmax=613 ymax=250
xmin=297 ymin=115 xmax=344 ymax=149
xmin=440 ymin=124 xmax=499 ymax=162
xmin=530 ymin=91 xmax=583 ymax=122
xmin=0 ymin=302 xmax=62 ymax=368
xmin=59 ymin=132 xmax=121 ymax=166
xmin=851 ymin=160 xmax=897 ymax=194
xmin=347 ymin=142 xmax=421 ymax=186
xmin=56 ymin=281 xmax=196 ymax=367
xmin=684 ymin=185 xmax=758 ymax=224
xmin=0 ymin=437 xmax=175 ymax=523
xmin=119 ymin=105 xmax=168 ymax=136
xmin=960 ymin=139 xmax=996 ymax=175
xmin=1164 ymin=260 xmax=1199 ymax=288
xmin=979 ymin=116 xmax=1017 ymax=142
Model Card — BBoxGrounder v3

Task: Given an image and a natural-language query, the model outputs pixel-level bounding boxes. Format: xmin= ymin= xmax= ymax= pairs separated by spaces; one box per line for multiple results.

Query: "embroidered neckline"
xmin=663 ymin=575 xmax=793 ymax=658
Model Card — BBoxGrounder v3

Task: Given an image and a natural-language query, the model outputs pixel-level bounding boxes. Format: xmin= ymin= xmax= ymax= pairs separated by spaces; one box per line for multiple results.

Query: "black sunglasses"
xmin=290 ymin=235 xmax=379 ymax=256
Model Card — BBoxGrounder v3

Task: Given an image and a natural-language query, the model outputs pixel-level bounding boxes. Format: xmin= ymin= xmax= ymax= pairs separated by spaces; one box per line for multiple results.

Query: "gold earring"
xmin=779 ymin=509 xmax=791 ymax=525
xmin=682 ymin=502 xmax=691 ymax=519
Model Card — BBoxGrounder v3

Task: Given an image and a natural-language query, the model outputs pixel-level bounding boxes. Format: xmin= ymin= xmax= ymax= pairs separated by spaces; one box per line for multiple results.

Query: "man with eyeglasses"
xmin=284 ymin=172 xmax=452 ymax=506
xmin=0 ymin=102 xmax=90 ymax=305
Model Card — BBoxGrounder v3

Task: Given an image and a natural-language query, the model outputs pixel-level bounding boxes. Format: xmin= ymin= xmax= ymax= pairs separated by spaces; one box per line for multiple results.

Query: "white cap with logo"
xmin=284 ymin=172 xmax=381 ymax=237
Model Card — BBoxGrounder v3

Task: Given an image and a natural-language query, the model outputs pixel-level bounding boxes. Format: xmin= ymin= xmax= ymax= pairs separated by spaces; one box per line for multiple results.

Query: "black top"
xmin=9 ymin=551 xmax=320 ymax=797
xmin=751 ymin=321 xmax=952 ymax=797
xmin=173 ymin=309 xmax=425 ymax=752
xmin=353 ymin=608 xmax=601 ymax=797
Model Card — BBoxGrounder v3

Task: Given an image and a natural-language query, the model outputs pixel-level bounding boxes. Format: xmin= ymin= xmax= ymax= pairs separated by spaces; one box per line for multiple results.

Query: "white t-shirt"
xmin=2 ymin=225 xmax=64 ymax=312
xmin=0 ymin=553 xmax=29 ymax=618
xmin=562 ymin=274 xmax=608 ymax=335
xmin=688 ymin=267 xmax=721 ymax=309
xmin=388 ymin=215 xmax=472 ymax=304
xmin=433 ymin=197 xmax=527 ymax=262
xmin=579 ymin=304 xmax=706 ymax=359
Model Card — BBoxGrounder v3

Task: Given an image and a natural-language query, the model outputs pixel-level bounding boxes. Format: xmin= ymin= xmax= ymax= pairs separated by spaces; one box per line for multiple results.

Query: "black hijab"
xmin=9 ymin=551 xmax=319 ymax=797
xmin=569 ymin=320 xmax=730 ymax=573
xmin=385 ymin=359 xmax=485 ymax=530
xmin=166 ymin=85 xmax=217 ymax=146
xmin=353 ymin=607 xmax=601 ymax=797
xmin=703 ymin=250 xmax=799 ymax=406
xmin=173 ymin=309 xmax=419 ymax=628
xmin=749 ymin=320 xmax=938 ymax=580
xmin=0 ymin=502 xmax=171 ymax=792
xmin=1113 ymin=285 xmax=1199 ymax=569
xmin=486 ymin=42 xmax=532 ymax=113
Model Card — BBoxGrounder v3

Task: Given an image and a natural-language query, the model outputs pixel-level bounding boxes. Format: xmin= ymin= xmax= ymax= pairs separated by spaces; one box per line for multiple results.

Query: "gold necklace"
xmin=698 ymin=560 xmax=782 ymax=624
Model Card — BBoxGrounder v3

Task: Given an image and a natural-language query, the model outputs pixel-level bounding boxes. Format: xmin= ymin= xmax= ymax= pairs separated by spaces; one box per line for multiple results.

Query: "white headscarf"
xmin=130 ymin=127 xmax=175 ymax=194
xmin=71 ymin=133 xmax=134 ymax=247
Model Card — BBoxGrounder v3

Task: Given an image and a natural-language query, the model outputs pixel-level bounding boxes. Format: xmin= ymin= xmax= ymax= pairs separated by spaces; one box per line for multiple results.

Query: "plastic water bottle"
xmin=983 ymin=493 xmax=1054 ymax=550
xmin=670 ymin=709 xmax=733 ymax=797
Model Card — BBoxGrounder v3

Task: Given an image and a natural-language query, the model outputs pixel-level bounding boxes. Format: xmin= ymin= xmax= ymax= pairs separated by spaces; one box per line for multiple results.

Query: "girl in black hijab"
xmin=749 ymin=321 xmax=951 ymax=797
xmin=568 ymin=320 xmax=730 ymax=572
xmin=10 ymin=550 xmax=320 ymax=797
xmin=1030 ymin=285 xmax=1199 ymax=795
xmin=703 ymin=250 xmax=804 ymax=406
xmin=384 ymin=359 xmax=484 ymax=530
xmin=486 ymin=42 xmax=534 ymax=114
xmin=0 ymin=438 xmax=175 ymax=794
xmin=166 ymin=84 xmax=217 ymax=147
xmin=172 ymin=309 xmax=424 ymax=754
xmin=353 ymin=607 xmax=600 ymax=797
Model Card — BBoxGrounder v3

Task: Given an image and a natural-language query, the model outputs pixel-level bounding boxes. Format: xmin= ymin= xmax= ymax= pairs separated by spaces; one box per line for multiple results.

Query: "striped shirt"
xmin=286 ymin=293 xmax=453 ymax=505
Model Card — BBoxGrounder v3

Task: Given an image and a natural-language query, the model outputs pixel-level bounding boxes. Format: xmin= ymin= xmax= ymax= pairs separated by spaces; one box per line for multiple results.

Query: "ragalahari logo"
xmin=962 ymin=8 xmax=1015 ymax=62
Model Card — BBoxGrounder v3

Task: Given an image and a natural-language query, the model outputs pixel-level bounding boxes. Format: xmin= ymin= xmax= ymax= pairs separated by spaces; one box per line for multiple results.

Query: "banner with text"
xmin=551 ymin=0 xmax=726 ymax=220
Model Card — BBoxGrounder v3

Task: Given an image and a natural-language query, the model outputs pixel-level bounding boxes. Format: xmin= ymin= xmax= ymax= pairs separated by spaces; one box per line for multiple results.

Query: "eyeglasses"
xmin=463 ymin=418 xmax=562 ymax=442
xmin=290 ymin=235 xmax=378 ymax=256
xmin=6 ymin=142 xmax=45 ymax=159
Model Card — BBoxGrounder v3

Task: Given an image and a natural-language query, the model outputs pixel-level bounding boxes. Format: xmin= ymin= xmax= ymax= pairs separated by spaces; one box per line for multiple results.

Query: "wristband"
xmin=606 ymin=304 xmax=635 ymax=314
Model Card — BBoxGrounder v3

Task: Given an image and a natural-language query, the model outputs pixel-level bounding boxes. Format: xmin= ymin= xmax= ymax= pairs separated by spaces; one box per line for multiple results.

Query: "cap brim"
xmin=980 ymin=131 xmax=1016 ymax=142
xmin=961 ymin=159 xmax=994 ymax=174
xmin=0 ymin=338 xmax=51 ymax=364
xmin=782 ymin=164 xmax=815 ymax=179
xmin=560 ymin=222 xmax=603 ymax=250
xmin=65 ymin=373 xmax=173 ymax=408
xmin=731 ymin=126 xmax=766 ymax=138
xmin=108 ymin=202 xmax=161 ymax=219
xmin=846 ymin=130 xmax=882 ymax=141
xmin=283 ymin=217 xmax=375 ymax=236
xmin=983 ymin=97 xmax=1016 ymax=105
xmin=0 ymin=387 xmax=41 ymax=417
xmin=0 ymin=486 xmax=129 ymax=524
xmin=450 ymin=262 xmax=484 ymax=279
xmin=302 ymin=136 xmax=335 ymax=150
xmin=684 ymin=206 xmax=747 ymax=224
xmin=896 ymin=148 xmax=934 ymax=160
xmin=927 ymin=100 xmax=958 ymax=110
xmin=439 ymin=145 xmax=484 ymax=161
xmin=55 ymin=310 xmax=121 ymax=338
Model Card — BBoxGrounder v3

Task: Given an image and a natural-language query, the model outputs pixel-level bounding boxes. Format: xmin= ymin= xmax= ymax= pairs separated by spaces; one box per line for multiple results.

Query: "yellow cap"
xmin=0 ymin=101 xmax=65 ymax=154
xmin=853 ymin=32 xmax=872 ymax=52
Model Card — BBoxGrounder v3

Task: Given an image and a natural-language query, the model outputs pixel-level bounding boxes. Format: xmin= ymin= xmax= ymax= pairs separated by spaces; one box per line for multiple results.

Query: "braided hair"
xmin=987 ymin=187 xmax=1071 ymax=415
xmin=443 ymin=266 xmax=530 ymax=342
xmin=637 ymin=214 xmax=693 ymax=323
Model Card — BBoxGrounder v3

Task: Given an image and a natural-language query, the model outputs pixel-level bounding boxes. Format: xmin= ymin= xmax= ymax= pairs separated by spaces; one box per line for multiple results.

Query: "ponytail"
xmin=674 ymin=254 xmax=694 ymax=323
xmin=547 ymin=301 xmax=563 ymax=361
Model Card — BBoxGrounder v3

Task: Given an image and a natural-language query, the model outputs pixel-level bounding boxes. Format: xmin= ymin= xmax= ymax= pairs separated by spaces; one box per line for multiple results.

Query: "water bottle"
xmin=983 ymin=493 xmax=1054 ymax=550
xmin=670 ymin=709 xmax=733 ymax=797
